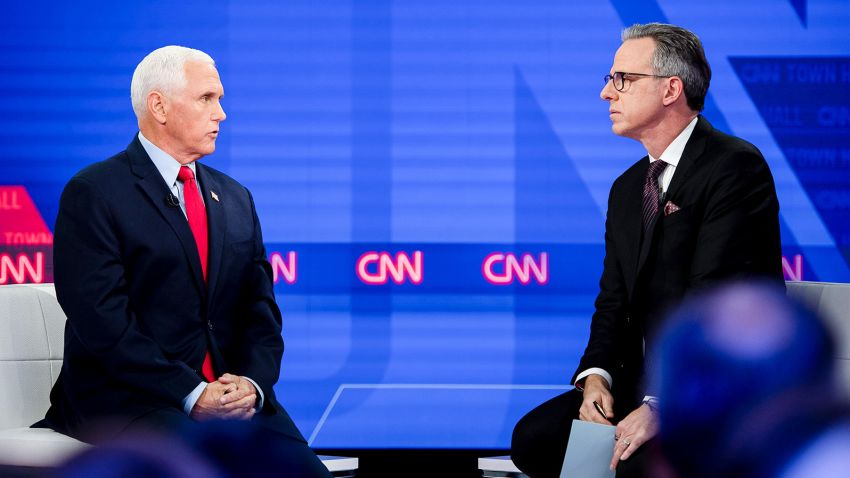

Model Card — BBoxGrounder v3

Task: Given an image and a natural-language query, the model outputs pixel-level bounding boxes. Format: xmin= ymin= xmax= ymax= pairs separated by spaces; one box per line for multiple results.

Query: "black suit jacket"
xmin=571 ymin=117 xmax=783 ymax=411
xmin=45 ymin=136 xmax=304 ymax=443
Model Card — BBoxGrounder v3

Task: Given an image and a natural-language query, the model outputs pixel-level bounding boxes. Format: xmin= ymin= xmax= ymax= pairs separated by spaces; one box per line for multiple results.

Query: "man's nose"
xmin=213 ymin=101 xmax=226 ymax=122
xmin=600 ymin=80 xmax=617 ymax=101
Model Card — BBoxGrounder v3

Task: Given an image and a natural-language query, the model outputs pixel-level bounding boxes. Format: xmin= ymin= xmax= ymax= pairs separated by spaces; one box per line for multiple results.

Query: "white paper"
xmin=560 ymin=419 xmax=617 ymax=478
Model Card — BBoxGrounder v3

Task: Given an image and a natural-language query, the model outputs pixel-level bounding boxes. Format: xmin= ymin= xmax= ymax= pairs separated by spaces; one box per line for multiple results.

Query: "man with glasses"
xmin=511 ymin=23 xmax=783 ymax=477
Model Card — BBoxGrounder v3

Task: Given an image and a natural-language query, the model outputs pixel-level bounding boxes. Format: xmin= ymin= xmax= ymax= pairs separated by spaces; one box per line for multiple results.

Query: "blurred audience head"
xmin=722 ymin=394 xmax=850 ymax=478
xmin=778 ymin=420 xmax=850 ymax=478
xmin=54 ymin=420 xmax=325 ymax=478
xmin=651 ymin=281 xmax=839 ymax=478
xmin=54 ymin=430 xmax=221 ymax=478
xmin=181 ymin=420 xmax=327 ymax=478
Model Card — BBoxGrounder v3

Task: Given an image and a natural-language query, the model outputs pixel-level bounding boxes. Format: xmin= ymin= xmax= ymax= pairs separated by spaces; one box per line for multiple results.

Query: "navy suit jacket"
xmin=45 ymin=135 xmax=303 ymax=443
xmin=571 ymin=117 xmax=784 ymax=412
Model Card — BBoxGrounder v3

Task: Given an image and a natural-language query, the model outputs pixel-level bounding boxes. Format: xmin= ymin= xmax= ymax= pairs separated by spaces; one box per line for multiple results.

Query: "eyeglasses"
xmin=603 ymin=71 xmax=672 ymax=91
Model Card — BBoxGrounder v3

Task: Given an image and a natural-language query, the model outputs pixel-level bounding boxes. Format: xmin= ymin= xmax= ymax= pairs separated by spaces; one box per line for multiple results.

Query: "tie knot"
xmin=177 ymin=166 xmax=196 ymax=183
xmin=647 ymin=160 xmax=667 ymax=180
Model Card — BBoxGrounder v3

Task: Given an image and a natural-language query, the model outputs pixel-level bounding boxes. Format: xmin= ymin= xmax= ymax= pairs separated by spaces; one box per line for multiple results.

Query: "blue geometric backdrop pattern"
xmin=1 ymin=0 xmax=849 ymax=450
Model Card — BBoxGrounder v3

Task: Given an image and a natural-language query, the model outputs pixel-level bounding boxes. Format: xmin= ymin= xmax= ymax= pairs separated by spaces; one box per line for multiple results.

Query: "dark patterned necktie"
xmin=177 ymin=166 xmax=215 ymax=382
xmin=642 ymin=160 xmax=667 ymax=233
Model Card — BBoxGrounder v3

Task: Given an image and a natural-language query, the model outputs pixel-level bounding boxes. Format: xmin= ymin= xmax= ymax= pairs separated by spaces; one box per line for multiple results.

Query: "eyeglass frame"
xmin=603 ymin=71 xmax=673 ymax=92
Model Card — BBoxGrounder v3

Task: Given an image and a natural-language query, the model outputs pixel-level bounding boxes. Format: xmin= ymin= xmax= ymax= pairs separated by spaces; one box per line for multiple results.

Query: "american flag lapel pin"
xmin=210 ymin=190 xmax=220 ymax=202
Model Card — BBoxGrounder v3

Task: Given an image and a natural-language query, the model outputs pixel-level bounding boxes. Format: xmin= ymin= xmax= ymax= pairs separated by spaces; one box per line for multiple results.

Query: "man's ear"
xmin=147 ymin=91 xmax=168 ymax=124
xmin=662 ymin=76 xmax=685 ymax=107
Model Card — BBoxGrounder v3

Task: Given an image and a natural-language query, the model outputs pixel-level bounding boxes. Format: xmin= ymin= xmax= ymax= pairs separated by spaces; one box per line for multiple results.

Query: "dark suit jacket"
xmin=45 ymin=135 xmax=304 ymax=443
xmin=571 ymin=116 xmax=783 ymax=412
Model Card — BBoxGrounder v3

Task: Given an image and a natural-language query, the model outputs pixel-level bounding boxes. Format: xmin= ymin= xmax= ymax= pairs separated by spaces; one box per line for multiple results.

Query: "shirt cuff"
xmin=641 ymin=396 xmax=659 ymax=413
xmin=574 ymin=368 xmax=613 ymax=390
xmin=182 ymin=382 xmax=207 ymax=415
xmin=243 ymin=376 xmax=265 ymax=410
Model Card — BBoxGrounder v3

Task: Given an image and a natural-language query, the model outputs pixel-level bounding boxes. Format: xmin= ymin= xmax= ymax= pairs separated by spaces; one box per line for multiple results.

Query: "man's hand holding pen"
xmin=578 ymin=374 xmax=614 ymax=425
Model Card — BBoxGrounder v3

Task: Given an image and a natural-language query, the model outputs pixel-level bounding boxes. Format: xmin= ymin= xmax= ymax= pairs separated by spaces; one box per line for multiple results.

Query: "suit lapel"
xmin=127 ymin=137 xmax=207 ymax=295
xmin=636 ymin=211 xmax=657 ymax=278
xmin=636 ymin=158 xmax=659 ymax=276
xmin=634 ymin=116 xmax=710 ymax=278
xmin=196 ymin=164 xmax=227 ymax=306
xmin=664 ymin=116 xmax=709 ymax=201
xmin=622 ymin=161 xmax=647 ymax=299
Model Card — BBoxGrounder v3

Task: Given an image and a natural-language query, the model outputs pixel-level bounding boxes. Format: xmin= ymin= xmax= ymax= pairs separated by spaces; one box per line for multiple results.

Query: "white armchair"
xmin=0 ymin=283 xmax=357 ymax=476
xmin=0 ymin=283 xmax=89 ymax=467
xmin=785 ymin=280 xmax=850 ymax=395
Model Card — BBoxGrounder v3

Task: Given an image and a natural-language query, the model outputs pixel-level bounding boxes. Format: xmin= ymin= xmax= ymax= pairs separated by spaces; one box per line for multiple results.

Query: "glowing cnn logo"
xmin=270 ymin=251 xmax=297 ymax=284
xmin=782 ymin=254 xmax=803 ymax=281
xmin=0 ymin=252 xmax=44 ymax=284
xmin=357 ymin=251 xmax=423 ymax=285
xmin=482 ymin=252 xmax=549 ymax=285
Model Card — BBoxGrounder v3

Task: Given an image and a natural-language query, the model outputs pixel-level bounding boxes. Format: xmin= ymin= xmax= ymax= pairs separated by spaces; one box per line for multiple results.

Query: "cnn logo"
xmin=482 ymin=252 xmax=548 ymax=285
xmin=357 ymin=251 xmax=423 ymax=285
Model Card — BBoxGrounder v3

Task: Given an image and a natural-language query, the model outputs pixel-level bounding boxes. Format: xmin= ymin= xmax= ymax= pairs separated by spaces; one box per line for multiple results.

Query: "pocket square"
xmin=663 ymin=201 xmax=681 ymax=216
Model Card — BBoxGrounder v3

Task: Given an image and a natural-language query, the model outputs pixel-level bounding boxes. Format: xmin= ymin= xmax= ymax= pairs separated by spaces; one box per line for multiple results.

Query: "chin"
xmin=611 ymin=123 xmax=633 ymax=138
xmin=200 ymin=142 xmax=217 ymax=156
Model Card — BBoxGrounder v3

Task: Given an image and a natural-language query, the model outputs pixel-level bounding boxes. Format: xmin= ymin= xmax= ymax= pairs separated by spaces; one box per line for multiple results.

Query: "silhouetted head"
xmin=651 ymin=281 xmax=836 ymax=477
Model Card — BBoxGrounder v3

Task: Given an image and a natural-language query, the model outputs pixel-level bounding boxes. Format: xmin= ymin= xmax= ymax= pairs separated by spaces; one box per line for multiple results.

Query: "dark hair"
xmin=623 ymin=23 xmax=711 ymax=112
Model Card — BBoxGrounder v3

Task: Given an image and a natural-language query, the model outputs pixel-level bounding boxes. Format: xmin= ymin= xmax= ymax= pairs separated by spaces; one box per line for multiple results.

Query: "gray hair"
xmin=622 ymin=23 xmax=711 ymax=112
xmin=130 ymin=45 xmax=215 ymax=120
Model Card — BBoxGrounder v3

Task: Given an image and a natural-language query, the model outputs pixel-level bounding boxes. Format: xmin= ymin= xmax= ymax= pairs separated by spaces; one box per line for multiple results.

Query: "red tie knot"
xmin=177 ymin=165 xmax=196 ymax=183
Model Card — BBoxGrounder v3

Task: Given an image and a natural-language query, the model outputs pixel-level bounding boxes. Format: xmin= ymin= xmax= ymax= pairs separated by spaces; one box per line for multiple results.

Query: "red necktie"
xmin=177 ymin=166 xmax=215 ymax=382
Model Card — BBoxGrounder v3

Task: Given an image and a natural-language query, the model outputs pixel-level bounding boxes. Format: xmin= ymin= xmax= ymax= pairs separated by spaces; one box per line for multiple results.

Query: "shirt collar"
xmin=648 ymin=116 xmax=699 ymax=166
xmin=137 ymin=131 xmax=196 ymax=187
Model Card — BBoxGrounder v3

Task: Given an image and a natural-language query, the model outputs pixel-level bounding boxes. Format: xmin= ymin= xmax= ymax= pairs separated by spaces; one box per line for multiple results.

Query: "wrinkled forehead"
xmin=182 ymin=61 xmax=223 ymax=92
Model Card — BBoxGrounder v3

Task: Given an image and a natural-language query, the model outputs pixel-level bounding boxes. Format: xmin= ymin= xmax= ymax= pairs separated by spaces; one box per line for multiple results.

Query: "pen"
xmin=593 ymin=400 xmax=607 ymax=419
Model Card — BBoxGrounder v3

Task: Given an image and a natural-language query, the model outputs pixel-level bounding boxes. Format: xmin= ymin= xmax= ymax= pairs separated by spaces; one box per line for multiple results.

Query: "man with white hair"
xmin=41 ymin=46 xmax=329 ymax=477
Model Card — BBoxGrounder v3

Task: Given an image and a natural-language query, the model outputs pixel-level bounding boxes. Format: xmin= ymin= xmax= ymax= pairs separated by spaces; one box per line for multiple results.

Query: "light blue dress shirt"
xmin=137 ymin=131 xmax=265 ymax=415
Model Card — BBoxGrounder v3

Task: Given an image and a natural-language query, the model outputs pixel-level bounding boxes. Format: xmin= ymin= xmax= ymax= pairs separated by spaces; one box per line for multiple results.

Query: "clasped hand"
xmin=578 ymin=374 xmax=658 ymax=471
xmin=190 ymin=373 xmax=258 ymax=421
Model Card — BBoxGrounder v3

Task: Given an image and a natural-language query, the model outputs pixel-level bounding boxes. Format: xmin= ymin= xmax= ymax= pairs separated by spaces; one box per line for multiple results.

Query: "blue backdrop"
xmin=1 ymin=0 xmax=849 ymax=450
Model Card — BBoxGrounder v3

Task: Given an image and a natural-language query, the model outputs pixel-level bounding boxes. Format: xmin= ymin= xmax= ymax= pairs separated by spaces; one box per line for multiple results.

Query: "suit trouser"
xmin=511 ymin=389 xmax=653 ymax=478
xmin=117 ymin=407 xmax=332 ymax=478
